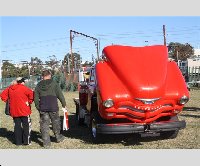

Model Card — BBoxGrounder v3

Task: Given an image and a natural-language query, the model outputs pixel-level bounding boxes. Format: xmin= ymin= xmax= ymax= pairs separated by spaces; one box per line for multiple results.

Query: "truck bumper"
xmin=96 ymin=120 xmax=186 ymax=134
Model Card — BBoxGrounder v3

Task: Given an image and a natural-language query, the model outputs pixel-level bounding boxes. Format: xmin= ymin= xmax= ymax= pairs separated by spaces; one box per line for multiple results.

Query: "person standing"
xmin=0 ymin=77 xmax=34 ymax=146
xmin=1 ymin=79 xmax=18 ymax=115
xmin=34 ymin=70 xmax=66 ymax=148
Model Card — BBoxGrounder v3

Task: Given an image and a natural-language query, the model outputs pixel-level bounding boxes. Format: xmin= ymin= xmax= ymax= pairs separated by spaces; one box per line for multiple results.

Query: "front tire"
xmin=75 ymin=104 xmax=84 ymax=125
xmin=90 ymin=111 xmax=103 ymax=144
xmin=160 ymin=116 xmax=180 ymax=139
xmin=160 ymin=130 xmax=179 ymax=139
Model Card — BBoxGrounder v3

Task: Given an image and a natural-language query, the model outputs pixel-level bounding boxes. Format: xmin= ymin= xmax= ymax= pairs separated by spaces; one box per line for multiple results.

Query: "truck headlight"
xmin=179 ymin=95 xmax=189 ymax=105
xmin=103 ymin=99 xmax=114 ymax=108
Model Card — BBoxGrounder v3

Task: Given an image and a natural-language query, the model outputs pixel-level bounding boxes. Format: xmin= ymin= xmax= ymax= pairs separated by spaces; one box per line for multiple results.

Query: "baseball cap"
xmin=16 ymin=77 xmax=26 ymax=83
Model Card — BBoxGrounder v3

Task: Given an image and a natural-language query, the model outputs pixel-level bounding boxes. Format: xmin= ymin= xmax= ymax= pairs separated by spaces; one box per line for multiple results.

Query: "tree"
xmin=82 ymin=61 xmax=94 ymax=67
xmin=1 ymin=61 xmax=16 ymax=78
xmin=18 ymin=65 xmax=29 ymax=78
xmin=63 ymin=53 xmax=81 ymax=73
xmin=45 ymin=55 xmax=61 ymax=72
xmin=52 ymin=69 xmax=66 ymax=91
xmin=30 ymin=57 xmax=44 ymax=76
xmin=168 ymin=42 xmax=194 ymax=61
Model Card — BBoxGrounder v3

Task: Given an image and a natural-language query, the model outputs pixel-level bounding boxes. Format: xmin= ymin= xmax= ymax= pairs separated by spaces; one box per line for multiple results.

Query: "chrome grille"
xmin=120 ymin=105 xmax=144 ymax=113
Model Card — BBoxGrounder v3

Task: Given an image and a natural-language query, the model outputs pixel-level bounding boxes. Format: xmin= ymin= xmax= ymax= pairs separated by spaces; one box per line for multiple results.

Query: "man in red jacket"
xmin=0 ymin=77 xmax=34 ymax=146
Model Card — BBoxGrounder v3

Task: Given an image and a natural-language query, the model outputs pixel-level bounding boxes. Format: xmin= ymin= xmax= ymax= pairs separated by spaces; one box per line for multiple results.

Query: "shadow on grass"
xmin=0 ymin=128 xmax=43 ymax=146
xmin=180 ymin=114 xmax=200 ymax=119
xmin=0 ymin=128 xmax=15 ymax=144
xmin=60 ymin=114 xmax=171 ymax=146
xmin=183 ymin=107 xmax=200 ymax=112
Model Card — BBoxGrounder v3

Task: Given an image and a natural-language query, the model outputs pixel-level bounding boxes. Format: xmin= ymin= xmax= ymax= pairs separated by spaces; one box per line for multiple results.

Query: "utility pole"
xmin=67 ymin=56 xmax=70 ymax=73
xmin=0 ymin=60 xmax=2 ymax=89
xmin=163 ymin=25 xmax=167 ymax=46
xmin=70 ymin=30 xmax=74 ymax=73
xmin=98 ymin=38 xmax=101 ymax=59
xmin=176 ymin=47 xmax=179 ymax=62
xmin=69 ymin=30 xmax=99 ymax=66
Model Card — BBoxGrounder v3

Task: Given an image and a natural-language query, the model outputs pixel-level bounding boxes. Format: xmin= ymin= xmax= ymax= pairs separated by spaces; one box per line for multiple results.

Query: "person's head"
xmin=16 ymin=77 xmax=26 ymax=85
xmin=10 ymin=80 xmax=17 ymax=85
xmin=42 ymin=69 xmax=52 ymax=80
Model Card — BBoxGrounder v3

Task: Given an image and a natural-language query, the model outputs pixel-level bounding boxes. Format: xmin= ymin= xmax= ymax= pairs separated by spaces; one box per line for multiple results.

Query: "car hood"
xmin=102 ymin=45 xmax=168 ymax=99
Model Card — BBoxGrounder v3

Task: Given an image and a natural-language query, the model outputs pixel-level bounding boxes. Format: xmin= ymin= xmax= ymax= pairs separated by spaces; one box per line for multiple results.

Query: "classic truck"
xmin=74 ymin=45 xmax=189 ymax=143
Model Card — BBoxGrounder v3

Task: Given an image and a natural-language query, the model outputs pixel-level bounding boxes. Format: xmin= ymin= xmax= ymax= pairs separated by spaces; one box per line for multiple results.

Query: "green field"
xmin=0 ymin=90 xmax=199 ymax=149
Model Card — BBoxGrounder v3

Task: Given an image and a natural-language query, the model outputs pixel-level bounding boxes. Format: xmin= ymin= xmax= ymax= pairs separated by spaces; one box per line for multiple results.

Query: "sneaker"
xmin=56 ymin=135 xmax=65 ymax=143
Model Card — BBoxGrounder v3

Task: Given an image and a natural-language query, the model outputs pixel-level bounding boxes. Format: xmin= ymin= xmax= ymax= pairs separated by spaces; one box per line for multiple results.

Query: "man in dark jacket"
xmin=34 ymin=69 xmax=66 ymax=148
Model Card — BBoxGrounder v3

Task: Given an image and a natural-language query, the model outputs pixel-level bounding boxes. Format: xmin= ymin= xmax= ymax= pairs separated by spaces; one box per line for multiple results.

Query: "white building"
xmin=177 ymin=49 xmax=200 ymax=74
xmin=194 ymin=49 xmax=200 ymax=57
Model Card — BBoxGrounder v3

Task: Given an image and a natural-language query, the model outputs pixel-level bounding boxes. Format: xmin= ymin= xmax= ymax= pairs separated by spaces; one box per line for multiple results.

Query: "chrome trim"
xmin=120 ymin=105 xmax=144 ymax=113
xmin=135 ymin=98 xmax=160 ymax=104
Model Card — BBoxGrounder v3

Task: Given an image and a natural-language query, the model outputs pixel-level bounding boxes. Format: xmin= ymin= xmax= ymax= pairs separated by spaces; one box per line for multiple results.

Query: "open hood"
xmin=100 ymin=45 xmax=168 ymax=99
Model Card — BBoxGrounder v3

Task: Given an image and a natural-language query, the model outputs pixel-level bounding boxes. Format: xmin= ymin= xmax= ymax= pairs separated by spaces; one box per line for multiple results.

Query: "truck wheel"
xmin=75 ymin=104 xmax=84 ymax=125
xmin=160 ymin=115 xmax=179 ymax=139
xmin=78 ymin=114 xmax=85 ymax=125
xmin=160 ymin=130 xmax=179 ymax=139
xmin=90 ymin=111 xmax=103 ymax=144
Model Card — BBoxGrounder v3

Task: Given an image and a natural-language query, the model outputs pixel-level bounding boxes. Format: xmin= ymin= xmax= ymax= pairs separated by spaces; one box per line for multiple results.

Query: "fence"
xmin=0 ymin=72 xmax=79 ymax=91
xmin=178 ymin=66 xmax=200 ymax=89
xmin=0 ymin=76 xmax=41 ymax=90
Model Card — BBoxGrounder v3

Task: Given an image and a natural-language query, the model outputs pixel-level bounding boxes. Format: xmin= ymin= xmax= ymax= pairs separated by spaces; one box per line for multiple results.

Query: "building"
xmin=187 ymin=57 xmax=200 ymax=74
xmin=194 ymin=48 xmax=200 ymax=57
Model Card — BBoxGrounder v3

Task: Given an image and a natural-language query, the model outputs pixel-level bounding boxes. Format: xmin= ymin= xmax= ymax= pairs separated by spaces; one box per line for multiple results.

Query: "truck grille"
xmin=119 ymin=105 xmax=145 ymax=113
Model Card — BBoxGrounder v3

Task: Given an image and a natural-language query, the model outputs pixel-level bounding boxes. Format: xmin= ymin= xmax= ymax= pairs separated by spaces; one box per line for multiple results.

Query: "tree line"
xmin=1 ymin=42 xmax=195 ymax=78
xmin=1 ymin=52 xmax=95 ymax=78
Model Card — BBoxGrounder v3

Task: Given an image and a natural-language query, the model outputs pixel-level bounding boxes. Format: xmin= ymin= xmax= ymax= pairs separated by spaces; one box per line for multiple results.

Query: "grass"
xmin=0 ymin=90 xmax=199 ymax=149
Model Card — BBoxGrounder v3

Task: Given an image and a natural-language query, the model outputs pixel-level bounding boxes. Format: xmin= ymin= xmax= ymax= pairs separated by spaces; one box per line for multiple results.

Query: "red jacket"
xmin=0 ymin=84 xmax=34 ymax=117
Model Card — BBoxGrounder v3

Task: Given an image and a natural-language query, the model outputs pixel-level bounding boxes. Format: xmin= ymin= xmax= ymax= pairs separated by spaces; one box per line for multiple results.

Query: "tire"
xmin=75 ymin=104 xmax=84 ymax=126
xmin=90 ymin=111 xmax=103 ymax=144
xmin=160 ymin=115 xmax=179 ymax=139
xmin=160 ymin=130 xmax=179 ymax=139
xmin=78 ymin=114 xmax=85 ymax=125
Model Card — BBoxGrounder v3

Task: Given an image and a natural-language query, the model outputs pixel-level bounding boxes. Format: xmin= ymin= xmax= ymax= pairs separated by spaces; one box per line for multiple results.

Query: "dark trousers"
xmin=39 ymin=111 xmax=62 ymax=146
xmin=13 ymin=116 xmax=31 ymax=145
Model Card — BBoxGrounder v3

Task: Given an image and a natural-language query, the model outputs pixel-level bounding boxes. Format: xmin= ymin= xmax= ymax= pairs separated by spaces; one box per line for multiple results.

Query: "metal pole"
xmin=67 ymin=56 xmax=70 ymax=73
xmin=70 ymin=30 xmax=99 ymax=61
xmin=99 ymin=38 xmax=101 ymax=60
xmin=96 ymin=40 xmax=99 ymax=61
xmin=0 ymin=60 xmax=2 ymax=89
xmin=70 ymin=30 xmax=74 ymax=73
xmin=177 ymin=50 xmax=179 ymax=61
xmin=163 ymin=25 xmax=166 ymax=46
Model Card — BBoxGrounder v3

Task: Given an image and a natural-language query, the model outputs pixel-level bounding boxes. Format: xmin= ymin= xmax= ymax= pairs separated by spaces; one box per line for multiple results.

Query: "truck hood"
xmin=102 ymin=45 xmax=168 ymax=99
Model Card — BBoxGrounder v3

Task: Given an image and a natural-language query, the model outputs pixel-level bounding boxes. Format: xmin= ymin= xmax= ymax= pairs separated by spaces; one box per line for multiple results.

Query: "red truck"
xmin=74 ymin=45 xmax=189 ymax=143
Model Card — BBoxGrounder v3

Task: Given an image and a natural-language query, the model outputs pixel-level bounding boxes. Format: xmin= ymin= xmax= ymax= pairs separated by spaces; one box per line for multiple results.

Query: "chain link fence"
xmin=0 ymin=76 xmax=41 ymax=90
xmin=0 ymin=72 xmax=79 ymax=92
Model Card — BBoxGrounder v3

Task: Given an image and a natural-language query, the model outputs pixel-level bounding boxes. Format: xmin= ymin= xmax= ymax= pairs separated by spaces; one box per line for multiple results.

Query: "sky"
xmin=1 ymin=16 xmax=200 ymax=63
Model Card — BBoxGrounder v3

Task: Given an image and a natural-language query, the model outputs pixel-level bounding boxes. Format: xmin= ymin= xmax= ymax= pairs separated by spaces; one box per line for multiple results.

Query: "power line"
xmin=2 ymin=37 xmax=69 ymax=48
